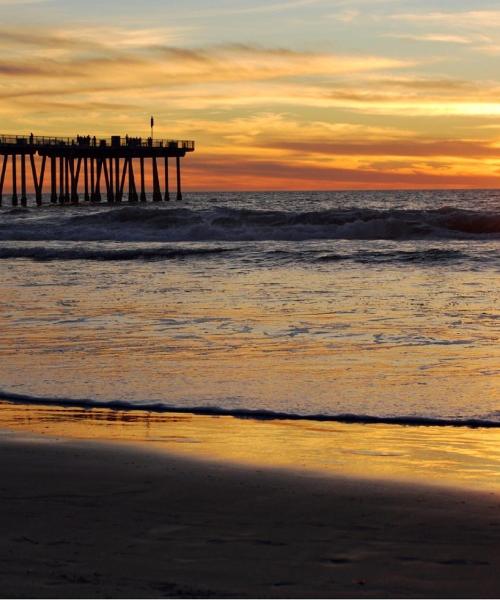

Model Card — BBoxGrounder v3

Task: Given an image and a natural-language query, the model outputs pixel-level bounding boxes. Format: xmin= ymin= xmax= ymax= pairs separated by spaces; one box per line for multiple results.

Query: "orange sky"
xmin=1 ymin=0 xmax=500 ymax=190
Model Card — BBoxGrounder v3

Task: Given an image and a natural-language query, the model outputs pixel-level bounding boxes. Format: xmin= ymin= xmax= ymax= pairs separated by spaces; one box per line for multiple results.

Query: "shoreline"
xmin=3 ymin=392 xmax=500 ymax=428
xmin=1 ymin=430 xmax=500 ymax=598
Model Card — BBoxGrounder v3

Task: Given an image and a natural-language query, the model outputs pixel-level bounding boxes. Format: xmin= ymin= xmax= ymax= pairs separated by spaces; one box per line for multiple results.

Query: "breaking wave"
xmin=0 ymin=205 xmax=499 ymax=242
xmin=1 ymin=390 xmax=499 ymax=428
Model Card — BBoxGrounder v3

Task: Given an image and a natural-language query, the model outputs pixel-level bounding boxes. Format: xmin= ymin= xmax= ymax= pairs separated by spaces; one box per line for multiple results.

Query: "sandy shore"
xmin=1 ymin=430 xmax=499 ymax=598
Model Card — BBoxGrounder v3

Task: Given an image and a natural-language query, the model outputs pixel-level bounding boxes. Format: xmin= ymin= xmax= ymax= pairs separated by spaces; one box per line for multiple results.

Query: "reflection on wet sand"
xmin=2 ymin=400 xmax=499 ymax=494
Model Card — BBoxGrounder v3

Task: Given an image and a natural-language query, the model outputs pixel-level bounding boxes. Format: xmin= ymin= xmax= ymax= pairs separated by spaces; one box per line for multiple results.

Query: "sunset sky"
xmin=2 ymin=0 xmax=500 ymax=190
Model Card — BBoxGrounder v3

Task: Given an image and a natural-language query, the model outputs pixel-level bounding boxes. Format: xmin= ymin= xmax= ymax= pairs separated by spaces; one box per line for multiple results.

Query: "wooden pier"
xmin=0 ymin=134 xmax=195 ymax=206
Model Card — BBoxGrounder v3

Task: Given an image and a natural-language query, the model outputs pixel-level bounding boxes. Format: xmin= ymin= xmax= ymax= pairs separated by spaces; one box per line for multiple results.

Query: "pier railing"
xmin=0 ymin=134 xmax=194 ymax=151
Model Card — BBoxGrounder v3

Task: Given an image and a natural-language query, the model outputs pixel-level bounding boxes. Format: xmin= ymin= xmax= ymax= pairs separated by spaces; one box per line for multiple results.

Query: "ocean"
xmin=0 ymin=190 xmax=499 ymax=426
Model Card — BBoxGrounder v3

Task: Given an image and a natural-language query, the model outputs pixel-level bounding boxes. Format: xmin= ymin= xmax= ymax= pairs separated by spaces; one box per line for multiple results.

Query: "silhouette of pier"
xmin=0 ymin=134 xmax=195 ymax=206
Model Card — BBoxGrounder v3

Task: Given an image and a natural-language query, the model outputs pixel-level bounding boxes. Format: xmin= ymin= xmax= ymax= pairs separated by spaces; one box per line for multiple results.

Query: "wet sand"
xmin=1 ymin=429 xmax=499 ymax=598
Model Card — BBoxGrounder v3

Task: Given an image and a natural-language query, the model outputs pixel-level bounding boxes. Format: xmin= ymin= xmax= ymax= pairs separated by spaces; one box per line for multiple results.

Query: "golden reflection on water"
xmin=2 ymin=401 xmax=499 ymax=493
xmin=0 ymin=262 xmax=498 ymax=419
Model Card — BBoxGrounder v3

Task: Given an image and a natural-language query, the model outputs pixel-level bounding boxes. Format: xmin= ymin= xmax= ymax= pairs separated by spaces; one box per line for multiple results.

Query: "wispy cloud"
xmin=211 ymin=0 xmax=325 ymax=15
xmin=0 ymin=0 xmax=48 ymax=4
xmin=384 ymin=33 xmax=474 ymax=45
xmin=183 ymin=154 xmax=500 ymax=191
xmin=175 ymin=0 xmax=327 ymax=17
xmin=0 ymin=28 xmax=413 ymax=90
xmin=62 ymin=26 xmax=195 ymax=49
xmin=389 ymin=10 xmax=500 ymax=28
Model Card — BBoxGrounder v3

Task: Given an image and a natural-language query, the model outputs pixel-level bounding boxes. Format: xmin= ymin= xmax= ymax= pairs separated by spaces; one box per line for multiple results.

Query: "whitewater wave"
xmin=1 ymin=205 xmax=499 ymax=242
xmin=1 ymin=391 xmax=498 ymax=428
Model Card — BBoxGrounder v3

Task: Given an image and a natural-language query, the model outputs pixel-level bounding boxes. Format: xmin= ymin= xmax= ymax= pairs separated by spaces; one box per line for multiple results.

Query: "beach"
xmin=1 ymin=402 xmax=500 ymax=598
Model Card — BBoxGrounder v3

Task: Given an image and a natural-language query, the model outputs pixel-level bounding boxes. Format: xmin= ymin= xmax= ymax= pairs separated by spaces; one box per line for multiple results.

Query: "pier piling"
xmin=152 ymin=157 xmax=162 ymax=202
xmin=94 ymin=159 xmax=102 ymax=202
xmin=164 ymin=157 xmax=170 ymax=201
xmin=30 ymin=153 xmax=45 ymax=206
xmin=20 ymin=154 xmax=27 ymax=206
xmin=128 ymin=158 xmax=138 ymax=202
xmin=84 ymin=158 xmax=89 ymax=202
xmin=140 ymin=157 xmax=146 ymax=202
xmin=58 ymin=156 xmax=64 ymax=204
xmin=176 ymin=156 xmax=182 ymax=201
xmin=115 ymin=158 xmax=121 ymax=202
xmin=90 ymin=158 xmax=95 ymax=201
xmin=12 ymin=154 xmax=18 ymax=206
xmin=64 ymin=157 xmax=70 ymax=203
xmin=0 ymin=155 xmax=8 ymax=206
xmin=103 ymin=158 xmax=111 ymax=202
xmin=50 ymin=156 xmax=57 ymax=203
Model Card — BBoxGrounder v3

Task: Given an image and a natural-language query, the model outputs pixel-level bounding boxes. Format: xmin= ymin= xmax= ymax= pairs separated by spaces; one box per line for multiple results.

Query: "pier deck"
xmin=0 ymin=134 xmax=195 ymax=205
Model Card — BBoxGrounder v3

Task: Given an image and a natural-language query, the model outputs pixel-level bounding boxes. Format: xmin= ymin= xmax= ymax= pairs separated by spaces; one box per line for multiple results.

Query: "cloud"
xmin=0 ymin=62 xmax=60 ymax=76
xmin=0 ymin=0 xmax=48 ymax=4
xmin=0 ymin=26 xmax=193 ymax=53
xmin=0 ymin=28 xmax=414 ymax=101
xmin=262 ymin=139 xmax=500 ymax=159
xmin=327 ymin=8 xmax=360 ymax=22
xmin=62 ymin=26 xmax=195 ymax=50
xmin=178 ymin=0 xmax=327 ymax=17
xmin=389 ymin=10 xmax=500 ymax=28
xmin=370 ymin=77 xmax=474 ymax=91
xmin=384 ymin=33 xmax=474 ymax=45
xmin=0 ymin=30 xmax=74 ymax=48
xmin=474 ymin=44 xmax=500 ymax=55
xmin=183 ymin=154 xmax=500 ymax=190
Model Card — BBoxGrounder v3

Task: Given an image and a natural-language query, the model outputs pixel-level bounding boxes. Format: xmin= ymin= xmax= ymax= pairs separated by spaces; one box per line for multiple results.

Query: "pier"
xmin=0 ymin=134 xmax=195 ymax=206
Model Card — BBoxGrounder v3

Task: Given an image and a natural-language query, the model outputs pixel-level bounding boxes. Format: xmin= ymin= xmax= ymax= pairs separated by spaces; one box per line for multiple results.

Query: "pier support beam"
xmin=94 ymin=159 xmax=102 ymax=202
xmin=118 ymin=158 xmax=127 ymax=201
xmin=164 ymin=157 xmax=170 ymax=201
xmin=128 ymin=158 xmax=138 ymax=202
xmin=30 ymin=153 xmax=46 ymax=206
xmin=69 ymin=157 xmax=81 ymax=203
xmin=107 ymin=158 xmax=114 ymax=202
xmin=84 ymin=158 xmax=89 ymax=201
xmin=20 ymin=154 xmax=27 ymax=206
xmin=0 ymin=155 xmax=8 ymax=206
xmin=152 ymin=157 xmax=162 ymax=202
xmin=64 ymin=157 xmax=70 ymax=202
xmin=90 ymin=158 xmax=95 ymax=201
xmin=115 ymin=157 xmax=121 ymax=202
xmin=69 ymin=158 xmax=76 ymax=203
xmin=103 ymin=158 xmax=112 ymax=202
xmin=39 ymin=156 xmax=46 ymax=206
xmin=176 ymin=156 xmax=182 ymax=201
xmin=12 ymin=154 xmax=18 ymax=206
xmin=50 ymin=156 xmax=57 ymax=203
xmin=139 ymin=157 xmax=146 ymax=202
xmin=59 ymin=156 xmax=64 ymax=204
